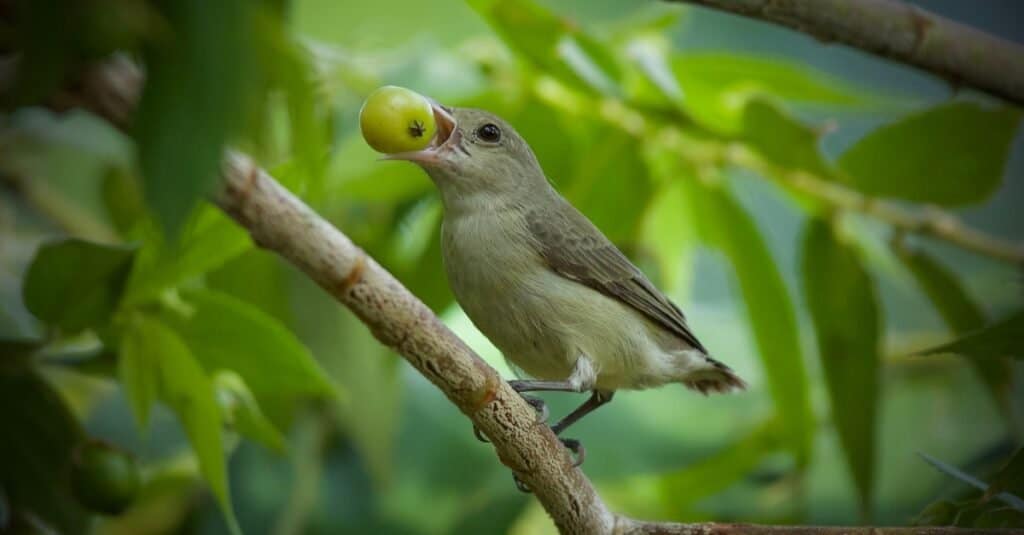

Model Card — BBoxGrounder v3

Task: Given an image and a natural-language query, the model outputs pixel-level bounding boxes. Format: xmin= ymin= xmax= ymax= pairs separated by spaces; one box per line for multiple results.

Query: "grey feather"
xmin=525 ymin=197 xmax=708 ymax=354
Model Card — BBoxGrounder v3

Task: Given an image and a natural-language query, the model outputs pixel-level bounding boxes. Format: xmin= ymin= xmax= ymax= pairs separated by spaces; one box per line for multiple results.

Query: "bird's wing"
xmin=526 ymin=199 xmax=707 ymax=353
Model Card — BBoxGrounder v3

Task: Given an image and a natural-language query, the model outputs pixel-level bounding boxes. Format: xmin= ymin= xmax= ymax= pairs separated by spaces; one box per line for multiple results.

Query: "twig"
xmin=22 ymin=56 xmax=1024 ymax=535
xmin=585 ymin=96 xmax=1024 ymax=265
xmin=723 ymin=145 xmax=1024 ymax=265
xmin=664 ymin=0 xmax=1024 ymax=106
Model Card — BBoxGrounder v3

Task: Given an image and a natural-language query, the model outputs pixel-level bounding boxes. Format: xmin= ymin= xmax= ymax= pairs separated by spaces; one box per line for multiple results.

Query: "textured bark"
xmin=665 ymin=0 xmax=1024 ymax=105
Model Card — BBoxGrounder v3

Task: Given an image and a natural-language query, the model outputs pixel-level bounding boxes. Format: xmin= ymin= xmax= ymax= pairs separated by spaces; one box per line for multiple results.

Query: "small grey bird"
xmin=389 ymin=104 xmax=745 ymax=458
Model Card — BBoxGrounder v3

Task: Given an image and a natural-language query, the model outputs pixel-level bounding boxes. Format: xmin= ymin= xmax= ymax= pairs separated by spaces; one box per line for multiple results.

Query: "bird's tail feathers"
xmin=681 ymin=356 xmax=747 ymax=395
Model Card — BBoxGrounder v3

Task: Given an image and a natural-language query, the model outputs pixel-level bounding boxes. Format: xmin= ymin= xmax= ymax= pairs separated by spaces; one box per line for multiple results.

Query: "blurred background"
xmin=1 ymin=0 xmax=1022 ymax=533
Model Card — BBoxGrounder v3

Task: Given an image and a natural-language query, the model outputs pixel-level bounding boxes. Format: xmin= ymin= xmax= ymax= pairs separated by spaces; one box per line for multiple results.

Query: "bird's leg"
xmin=550 ymin=389 xmax=615 ymax=436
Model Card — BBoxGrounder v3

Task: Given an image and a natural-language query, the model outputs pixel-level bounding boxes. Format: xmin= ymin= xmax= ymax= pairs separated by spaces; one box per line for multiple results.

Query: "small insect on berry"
xmin=360 ymin=86 xmax=437 ymax=154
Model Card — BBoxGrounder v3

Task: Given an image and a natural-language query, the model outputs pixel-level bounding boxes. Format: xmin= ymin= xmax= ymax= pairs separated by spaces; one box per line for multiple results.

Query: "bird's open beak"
xmin=384 ymin=102 xmax=458 ymax=166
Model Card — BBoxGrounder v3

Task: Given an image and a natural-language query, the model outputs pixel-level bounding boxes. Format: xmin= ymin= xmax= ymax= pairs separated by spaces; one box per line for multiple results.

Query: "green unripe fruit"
xmin=69 ymin=441 xmax=141 ymax=515
xmin=359 ymin=86 xmax=437 ymax=154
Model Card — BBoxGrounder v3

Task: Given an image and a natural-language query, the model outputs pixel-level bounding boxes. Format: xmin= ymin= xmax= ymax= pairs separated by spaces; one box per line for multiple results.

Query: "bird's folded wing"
xmin=526 ymin=201 xmax=707 ymax=354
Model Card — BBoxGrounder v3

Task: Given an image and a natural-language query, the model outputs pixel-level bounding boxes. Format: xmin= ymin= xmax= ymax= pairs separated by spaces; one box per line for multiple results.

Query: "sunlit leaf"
xmin=167 ymin=289 xmax=337 ymax=407
xmin=0 ymin=370 xmax=88 ymax=534
xmin=741 ymin=98 xmax=832 ymax=176
xmin=669 ymin=52 xmax=871 ymax=133
xmin=685 ymin=179 xmax=813 ymax=465
xmin=801 ymin=218 xmax=880 ymax=515
xmin=915 ymin=310 xmax=1024 ymax=360
xmin=467 ymin=0 xmax=621 ymax=95
xmin=897 ymin=248 xmax=1012 ymax=415
xmin=639 ymin=179 xmax=696 ymax=294
xmin=135 ymin=0 xmax=256 ymax=234
xmin=136 ymin=315 xmax=240 ymax=534
xmin=837 ymin=102 xmax=1021 ymax=206
xmin=213 ymin=370 xmax=286 ymax=453
xmin=23 ymin=239 xmax=136 ymax=332
xmin=125 ymin=206 xmax=252 ymax=305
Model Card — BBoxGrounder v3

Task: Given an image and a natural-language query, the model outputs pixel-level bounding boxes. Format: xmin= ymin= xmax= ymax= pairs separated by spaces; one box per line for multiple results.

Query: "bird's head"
xmin=386 ymin=104 xmax=550 ymax=209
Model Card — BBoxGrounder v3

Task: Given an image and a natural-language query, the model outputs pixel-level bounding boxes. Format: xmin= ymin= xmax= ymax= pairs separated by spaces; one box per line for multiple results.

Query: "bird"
xmin=387 ymin=103 xmax=746 ymax=467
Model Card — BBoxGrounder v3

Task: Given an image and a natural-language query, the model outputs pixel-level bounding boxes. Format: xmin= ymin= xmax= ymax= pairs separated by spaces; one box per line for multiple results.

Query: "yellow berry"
xmin=359 ymin=86 xmax=437 ymax=154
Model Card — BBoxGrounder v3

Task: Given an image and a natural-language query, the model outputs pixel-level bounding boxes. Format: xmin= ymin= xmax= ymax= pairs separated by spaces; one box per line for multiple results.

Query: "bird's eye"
xmin=476 ymin=123 xmax=501 ymax=143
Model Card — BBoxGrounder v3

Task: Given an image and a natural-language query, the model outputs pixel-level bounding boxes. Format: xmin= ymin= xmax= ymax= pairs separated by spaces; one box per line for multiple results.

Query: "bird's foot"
xmin=522 ymin=394 xmax=549 ymax=424
xmin=560 ymin=437 xmax=585 ymax=467
xmin=472 ymin=395 xmax=549 ymax=443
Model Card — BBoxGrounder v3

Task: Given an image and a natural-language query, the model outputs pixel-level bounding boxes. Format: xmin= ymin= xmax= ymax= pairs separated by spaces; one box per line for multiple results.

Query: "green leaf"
xmin=685 ymin=179 xmax=813 ymax=466
xmin=119 ymin=319 xmax=160 ymax=429
xmin=126 ymin=206 xmax=252 ymax=304
xmin=837 ymin=102 xmax=1021 ymax=206
xmin=565 ymin=132 xmax=653 ymax=243
xmin=0 ymin=336 xmax=45 ymax=360
xmin=135 ymin=315 xmax=240 ymax=534
xmin=801 ymin=219 xmax=880 ymax=516
xmin=213 ymin=370 xmax=286 ymax=453
xmin=897 ymin=248 xmax=1013 ymax=415
xmin=985 ymin=448 xmax=1024 ymax=502
xmin=658 ymin=420 xmax=779 ymax=508
xmin=639 ymin=180 xmax=696 ymax=294
xmin=467 ymin=0 xmax=621 ymax=95
xmin=741 ymin=98 xmax=832 ymax=177
xmin=0 ymin=369 xmax=88 ymax=534
xmin=669 ymin=52 xmax=871 ymax=133
xmin=915 ymin=310 xmax=1024 ymax=360
xmin=135 ymin=0 xmax=256 ymax=234
xmin=167 ymin=289 xmax=336 ymax=405
xmin=918 ymin=452 xmax=1024 ymax=512
xmin=23 ymin=238 xmax=136 ymax=332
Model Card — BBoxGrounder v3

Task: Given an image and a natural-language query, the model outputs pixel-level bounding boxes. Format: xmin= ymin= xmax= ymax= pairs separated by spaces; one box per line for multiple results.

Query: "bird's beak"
xmin=384 ymin=102 xmax=459 ymax=166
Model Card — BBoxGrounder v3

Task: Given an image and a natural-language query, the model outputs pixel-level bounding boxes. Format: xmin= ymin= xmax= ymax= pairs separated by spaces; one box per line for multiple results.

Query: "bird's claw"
xmin=522 ymin=395 xmax=549 ymax=424
xmin=473 ymin=425 xmax=489 ymax=443
xmin=560 ymin=437 xmax=585 ymax=467
xmin=513 ymin=474 xmax=531 ymax=493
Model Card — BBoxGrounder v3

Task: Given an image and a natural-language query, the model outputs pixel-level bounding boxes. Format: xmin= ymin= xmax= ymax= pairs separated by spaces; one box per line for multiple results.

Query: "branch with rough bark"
xmin=664 ymin=0 xmax=1024 ymax=106
xmin=13 ymin=57 xmax=1023 ymax=535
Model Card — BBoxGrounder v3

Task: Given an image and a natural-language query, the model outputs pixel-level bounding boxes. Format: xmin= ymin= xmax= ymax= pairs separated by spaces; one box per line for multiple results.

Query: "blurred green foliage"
xmin=1 ymin=0 xmax=1022 ymax=533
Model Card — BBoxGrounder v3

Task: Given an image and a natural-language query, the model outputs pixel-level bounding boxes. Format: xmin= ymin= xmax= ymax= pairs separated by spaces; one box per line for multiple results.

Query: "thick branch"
xmin=215 ymin=151 xmax=615 ymax=533
xmin=665 ymin=0 xmax=1024 ymax=106
xmin=17 ymin=56 xmax=1022 ymax=535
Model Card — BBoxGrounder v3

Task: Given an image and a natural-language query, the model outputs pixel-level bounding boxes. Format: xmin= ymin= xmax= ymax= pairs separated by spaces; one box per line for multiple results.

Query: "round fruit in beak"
xmin=359 ymin=86 xmax=438 ymax=154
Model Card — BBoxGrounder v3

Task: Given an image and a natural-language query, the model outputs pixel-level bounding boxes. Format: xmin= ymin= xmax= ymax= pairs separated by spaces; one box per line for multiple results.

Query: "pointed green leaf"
xmin=126 ymin=206 xmax=252 ymax=305
xmin=741 ymin=98 xmax=832 ymax=176
xmin=168 ymin=289 xmax=336 ymax=404
xmin=897 ymin=248 xmax=1012 ymax=415
xmin=467 ymin=0 xmax=621 ymax=95
xmin=137 ymin=315 xmax=240 ymax=534
xmin=23 ymin=239 xmax=136 ymax=332
xmin=918 ymin=452 xmax=1024 ymax=512
xmin=119 ymin=318 xmax=160 ymax=429
xmin=838 ymin=103 xmax=1021 ymax=206
xmin=213 ymin=370 xmax=286 ymax=453
xmin=801 ymin=219 xmax=880 ymax=516
xmin=916 ymin=310 xmax=1024 ymax=360
xmin=135 ymin=0 xmax=256 ymax=234
xmin=686 ymin=180 xmax=813 ymax=465
xmin=669 ymin=52 xmax=873 ymax=133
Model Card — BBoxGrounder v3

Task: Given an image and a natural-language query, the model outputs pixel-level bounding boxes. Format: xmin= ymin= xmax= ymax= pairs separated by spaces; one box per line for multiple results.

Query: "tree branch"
xmin=585 ymin=97 xmax=1024 ymax=265
xmin=664 ymin=0 xmax=1024 ymax=106
xmin=17 ymin=56 xmax=1022 ymax=535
